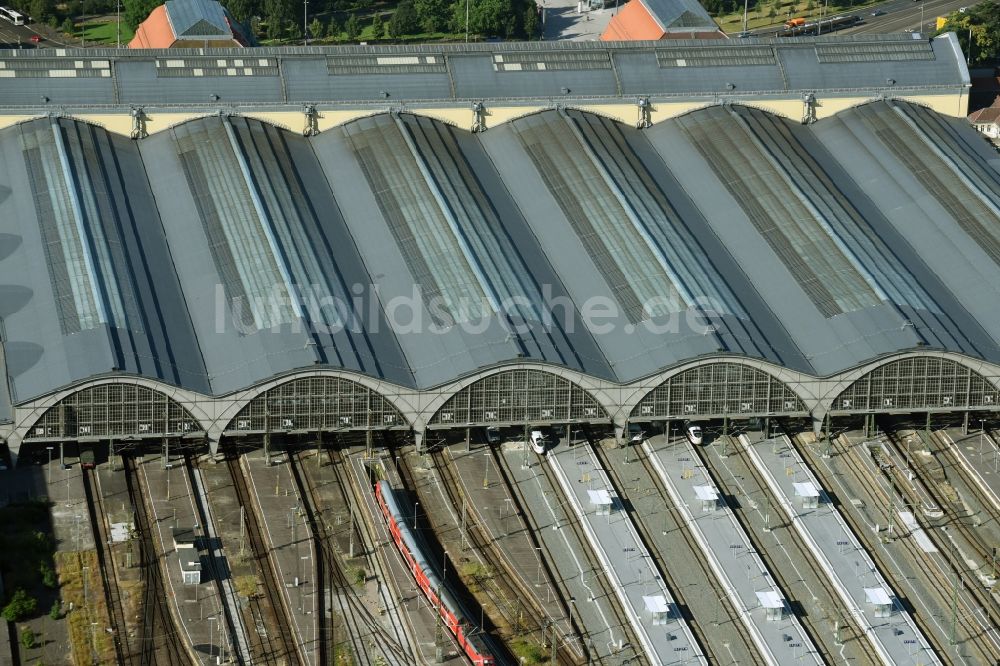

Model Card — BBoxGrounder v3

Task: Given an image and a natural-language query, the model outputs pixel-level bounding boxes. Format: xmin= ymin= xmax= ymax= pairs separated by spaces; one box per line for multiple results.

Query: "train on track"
xmin=778 ymin=14 xmax=861 ymax=36
xmin=374 ymin=479 xmax=495 ymax=666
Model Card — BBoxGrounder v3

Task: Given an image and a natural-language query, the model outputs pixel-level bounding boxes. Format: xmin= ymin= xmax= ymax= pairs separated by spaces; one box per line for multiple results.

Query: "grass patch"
xmin=55 ymin=551 xmax=115 ymax=665
xmin=79 ymin=20 xmax=134 ymax=45
xmin=510 ymin=636 xmax=549 ymax=664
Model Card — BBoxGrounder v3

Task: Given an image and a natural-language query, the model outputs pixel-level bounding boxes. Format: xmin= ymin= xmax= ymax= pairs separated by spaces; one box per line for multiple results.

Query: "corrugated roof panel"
xmin=342 ymin=115 xmax=494 ymax=326
xmin=815 ymin=41 xmax=934 ymax=63
xmin=678 ymin=107 xmax=883 ymax=318
xmin=656 ymin=45 xmax=775 ymax=67
xmin=172 ymin=118 xmax=296 ymax=331
xmin=327 ymin=53 xmax=447 ymax=75
xmin=512 ymin=112 xmax=687 ymax=323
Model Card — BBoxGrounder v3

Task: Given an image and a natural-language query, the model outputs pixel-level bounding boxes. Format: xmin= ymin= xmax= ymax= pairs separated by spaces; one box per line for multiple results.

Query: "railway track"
xmin=592 ymin=441 xmax=747 ymax=665
xmin=288 ymin=447 xmax=413 ymax=666
xmin=394 ymin=447 xmax=515 ymax=664
xmin=931 ymin=428 xmax=1000 ymax=557
xmin=80 ymin=466 xmax=130 ymax=665
xmin=429 ymin=445 xmax=581 ymax=665
xmin=512 ymin=441 xmax=645 ymax=664
xmin=824 ymin=431 xmax=1000 ymax=663
xmin=225 ymin=454 xmax=301 ymax=665
xmin=329 ymin=441 xmax=420 ymax=663
xmin=708 ymin=434 xmax=881 ymax=665
xmin=875 ymin=426 xmax=1000 ymax=639
xmin=121 ymin=455 xmax=188 ymax=666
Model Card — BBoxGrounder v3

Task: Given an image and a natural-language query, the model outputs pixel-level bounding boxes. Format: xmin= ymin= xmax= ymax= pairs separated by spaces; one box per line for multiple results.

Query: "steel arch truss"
xmin=226 ymin=376 xmax=407 ymax=433
xmin=631 ymin=362 xmax=807 ymax=421
xmin=25 ymin=383 xmax=202 ymax=441
xmin=831 ymin=357 xmax=999 ymax=414
xmin=428 ymin=369 xmax=607 ymax=428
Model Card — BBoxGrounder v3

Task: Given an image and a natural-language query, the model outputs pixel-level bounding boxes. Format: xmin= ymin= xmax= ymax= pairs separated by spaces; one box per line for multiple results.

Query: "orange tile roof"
xmin=129 ymin=4 xmax=175 ymax=49
xmin=602 ymin=1 xmax=666 ymax=41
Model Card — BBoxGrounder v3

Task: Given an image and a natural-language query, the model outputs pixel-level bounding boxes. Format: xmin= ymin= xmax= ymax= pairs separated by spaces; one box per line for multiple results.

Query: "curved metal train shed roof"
xmin=0 ymin=36 xmax=996 ymax=417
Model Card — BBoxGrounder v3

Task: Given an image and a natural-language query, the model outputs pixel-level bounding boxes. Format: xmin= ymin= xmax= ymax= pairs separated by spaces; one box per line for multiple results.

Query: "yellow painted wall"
xmin=0 ymin=115 xmax=41 ymax=132
xmin=0 ymin=90 xmax=966 ymax=139
xmin=315 ymin=109 xmax=383 ymax=132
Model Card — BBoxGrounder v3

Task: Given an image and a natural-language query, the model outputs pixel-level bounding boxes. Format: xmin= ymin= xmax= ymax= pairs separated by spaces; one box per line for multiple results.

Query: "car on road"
xmin=737 ymin=31 xmax=751 ymax=38
xmin=29 ymin=34 xmax=40 ymax=43
xmin=871 ymin=9 xmax=885 ymax=16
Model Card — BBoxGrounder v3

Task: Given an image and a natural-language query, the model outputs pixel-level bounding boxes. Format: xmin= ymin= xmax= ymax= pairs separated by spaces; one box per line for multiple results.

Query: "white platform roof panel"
xmin=865 ymin=587 xmax=893 ymax=606
xmin=756 ymin=590 xmax=785 ymax=609
xmin=643 ymin=595 xmax=670 ymax=613
xmin=793 ymin=481 xmax=820 ymax=498
xmin=693 ymin=485 xmax=718 ymax=501
xmin=587 ymin=489 xmax=613 ymax=506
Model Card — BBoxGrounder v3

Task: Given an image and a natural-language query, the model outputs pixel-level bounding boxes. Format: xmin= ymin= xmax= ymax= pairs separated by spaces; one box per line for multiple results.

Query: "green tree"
xmin=286 ymin=18 xmax=301 ymax=40
xmin=450 ymin=0 xmax=523 ymax=38
xmin=388 ymin=0 xmax=419 ymax=37
xmin=371 ymin=11 xmax=383 ymax=38
xmin=523 ymin=2 xmax=538 ymax=38
xmin=413 ymin=0 xmax=449 ymax=32
xmin=60 ymin=17 xmax=74 ymax=34
xmin=325 ymin=16 xmax=340 ymax=38
xmin=936 ymin=2 xmax=1000 ymax=66
xmin=20 ymin=628 xmax=35 ymax=650
xmin=2 ymin=589 xmax=37 ymax=622
xmin=28 ymin=0 xmax=54 ymax=23
xmin=39 ymin=562 xmax=56 ymax=589
xmin=309 ymin=17 xmax=322 ymax=40
xmin=224 ymin=0 xmax=257 ymax=25
xmin=49 ymin=599 xmax=61 ymax=620
xmin=122 ymin=0 xmax=159 ymax=30
xmin=344 ymin=12 xmax=360 ymax=39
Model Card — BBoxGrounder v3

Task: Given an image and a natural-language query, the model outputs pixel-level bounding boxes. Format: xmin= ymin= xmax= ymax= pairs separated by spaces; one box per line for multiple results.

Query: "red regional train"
xmin=375 ymin=479 xmax=495 ymax=665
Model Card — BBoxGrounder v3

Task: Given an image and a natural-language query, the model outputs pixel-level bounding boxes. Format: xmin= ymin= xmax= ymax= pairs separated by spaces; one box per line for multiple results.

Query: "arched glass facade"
xmin=631 ymin=362 xmax=806 ymax=420
xmin=429 ymin=369 xmax=607 ymax=427
xmin=227 ymin=376 xmax=406 ymax=432
xmin=26 ymin=384 xmax=201 ymax=440
xmin=832 ymin=357 xmax=999 ymax=413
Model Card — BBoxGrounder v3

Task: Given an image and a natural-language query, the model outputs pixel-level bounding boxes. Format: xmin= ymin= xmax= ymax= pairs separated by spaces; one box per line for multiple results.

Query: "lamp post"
xmin=413 ymin=501 xmax=419 ymax=530
xmin=303 ymin=0 xmax=309 ymax=46
xmin=46 ymin=446 xmax=54 ymax=484
xmin=980 ymin=419 xmax=986 ymax=459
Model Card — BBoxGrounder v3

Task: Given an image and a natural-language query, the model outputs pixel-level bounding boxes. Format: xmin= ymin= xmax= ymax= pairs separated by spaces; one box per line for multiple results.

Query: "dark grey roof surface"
xmin=165 ymin=0 xmax=232 ymax=39
xmin=0 ymin=38 xmax=994 ymax=406
xmin=0 ymin=35 xmax=969 ymax=110
xmin=640 ymin=0 xmax=717 ymax=31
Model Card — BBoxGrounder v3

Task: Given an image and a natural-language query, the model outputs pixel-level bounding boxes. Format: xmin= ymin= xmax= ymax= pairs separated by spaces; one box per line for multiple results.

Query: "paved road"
xmin=743 ymin=0 xmax=972 ymax=36
xmin=842 ymin=0 xmax=973 ymax=35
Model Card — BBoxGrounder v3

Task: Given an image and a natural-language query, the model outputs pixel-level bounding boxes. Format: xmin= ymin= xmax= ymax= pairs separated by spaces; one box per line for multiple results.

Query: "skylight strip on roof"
xmin=222 ymin=117 xmax=304 ymax=320
xmin=392 ymin=115 xmax=503 ymax=315
xmin=680 ymin=110 xmax=881 ymax=317
xmin=403 ymin=117 xmax=545 ymax=324
xmin=726 ymin=109 xmax=893 ymax=308
xmin=514 ymin=114 xmax=686 ymax=323
xmin=560 ymin=109 xmax=696 ymax=308
xmin=48 ymin=117 xmax=109 ymax=326
xmin=343 ymin=119 xmax=492 ymax=325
